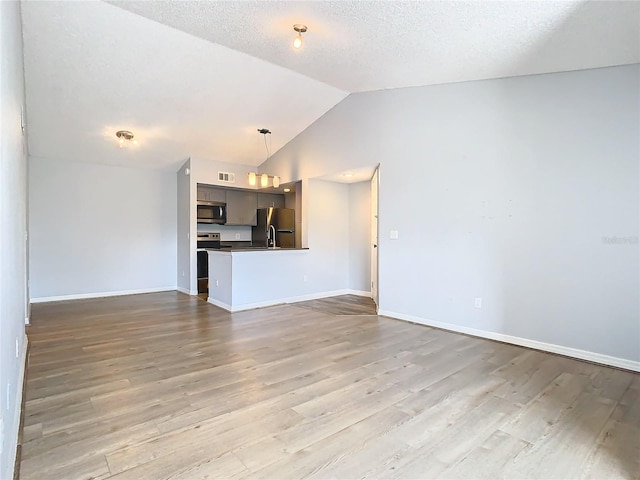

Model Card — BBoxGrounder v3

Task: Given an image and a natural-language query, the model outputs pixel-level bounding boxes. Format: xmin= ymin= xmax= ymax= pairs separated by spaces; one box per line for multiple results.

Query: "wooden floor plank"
xmin=503 ymin=392 xmax=619 ymax=479
xmin=255 ymin=405 xmax=411 ymax=479
xmin=438 ymin=430 xmax=532 ymax=479
xmin=19 ymin=291 xmax=639 ymax=480
xmin=500 ymin=372 xmax=589 ymax=444
xmin=291 ymin=294 xmax=377 ymax=316
xmin=582 ymin=378 xmax=640 ymax=479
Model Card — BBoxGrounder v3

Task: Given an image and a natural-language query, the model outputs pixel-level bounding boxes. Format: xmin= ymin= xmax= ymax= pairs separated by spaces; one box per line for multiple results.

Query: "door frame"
xmin=371 ymin=166 xmax=380 ymax=310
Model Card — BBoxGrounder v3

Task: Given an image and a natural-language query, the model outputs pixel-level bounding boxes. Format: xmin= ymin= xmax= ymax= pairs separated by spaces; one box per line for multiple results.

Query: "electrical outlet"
xmin=303 ymin=275 xmax=308 ymax=282
xmin=390 ymin=230 xmax=399 ymax=240
xmin=235 ymin=233 xmax=241 ymax=239
xmin=15 ymin=338 xmax=19 ymax=358
xmin=215 ymin=280 xmax=219 ymax=287
xmin=474 ymin=297 xmax=482 ymax=309
xmin=182 ymin=270 xmax=185 ymax=277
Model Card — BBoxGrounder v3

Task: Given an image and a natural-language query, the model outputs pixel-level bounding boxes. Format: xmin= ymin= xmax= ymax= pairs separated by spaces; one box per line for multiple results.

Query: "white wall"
xmin=190 ymin=157 xmax=256 ymax=189
xmin=29 ymin=157 xmax=177 ymax=300
xmin=261 ymin=65 xmax=640 ymax=366
xmin=348 ymin=181 xmax=371 ymax=293
xmin=0 ymin=1 xmax=28 ymax=478
xmin=306 ymin=179 xmax=350 ymax=290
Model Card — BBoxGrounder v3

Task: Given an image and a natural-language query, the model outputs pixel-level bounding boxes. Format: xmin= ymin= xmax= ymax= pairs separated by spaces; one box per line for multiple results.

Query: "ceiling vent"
xmin=218 ymin=171 xmax=235 ymax=183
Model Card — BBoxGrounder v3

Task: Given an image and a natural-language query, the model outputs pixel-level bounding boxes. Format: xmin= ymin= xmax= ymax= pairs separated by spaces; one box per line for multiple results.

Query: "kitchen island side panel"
xmin=230 ymin=250 xmax=311 ymax=308
xmin=207 ymin=251 xmax=232 ymax=308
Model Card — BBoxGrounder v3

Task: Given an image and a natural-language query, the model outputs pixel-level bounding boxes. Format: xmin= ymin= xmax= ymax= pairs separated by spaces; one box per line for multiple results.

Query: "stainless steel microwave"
xmin=197 ymin=201 xmax=226 ymax=224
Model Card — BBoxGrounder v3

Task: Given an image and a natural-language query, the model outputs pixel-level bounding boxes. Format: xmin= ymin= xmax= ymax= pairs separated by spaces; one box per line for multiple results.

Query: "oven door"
xmin=197 ymin=202 xmax=226 ymax=224
xmin=197 ymin=250 xmax=209 ymax=279
xmin=197 ymin=250 xmax=209 ymax=294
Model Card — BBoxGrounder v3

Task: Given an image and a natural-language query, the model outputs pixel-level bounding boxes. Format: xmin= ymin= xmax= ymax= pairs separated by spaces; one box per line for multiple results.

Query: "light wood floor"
xmin=291 ymin=294 xmax=377 ymax=316
xmin=20 ymin=291 xmax=639 ymax=480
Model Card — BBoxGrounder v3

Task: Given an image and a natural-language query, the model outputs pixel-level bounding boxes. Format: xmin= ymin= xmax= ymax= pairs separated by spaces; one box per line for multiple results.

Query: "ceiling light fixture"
xmin=293 ymin=24 xmax=307 ymax=49
xmin=248 ymin=172 xmax=281 ymax=188
xmin=116 ymin=130 xmax=137 ymax=147
xmin=247 ymin=129 xmax=282 ymax=189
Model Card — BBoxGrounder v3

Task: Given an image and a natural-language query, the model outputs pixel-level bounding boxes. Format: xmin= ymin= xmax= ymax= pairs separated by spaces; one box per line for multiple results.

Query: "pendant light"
xmin=248 ymin=128 xmax=282 ymax=189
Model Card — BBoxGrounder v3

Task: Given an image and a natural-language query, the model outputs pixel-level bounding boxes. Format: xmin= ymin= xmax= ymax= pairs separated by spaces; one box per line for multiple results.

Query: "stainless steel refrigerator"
xmin=252 ymin=208 xmax=295 ymax=248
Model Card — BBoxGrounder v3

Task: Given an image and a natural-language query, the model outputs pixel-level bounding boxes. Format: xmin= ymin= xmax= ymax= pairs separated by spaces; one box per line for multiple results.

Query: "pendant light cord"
xmin=263 ymin=133 xmax=270 ymax=159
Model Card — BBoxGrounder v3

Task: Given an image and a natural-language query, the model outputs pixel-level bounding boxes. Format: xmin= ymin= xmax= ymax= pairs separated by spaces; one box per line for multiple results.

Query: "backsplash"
xmin=197 ymin=224 xmax=252 ymax=241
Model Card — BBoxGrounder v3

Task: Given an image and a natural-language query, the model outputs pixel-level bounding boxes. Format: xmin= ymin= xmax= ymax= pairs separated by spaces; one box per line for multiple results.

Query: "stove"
xmin=197 ymin=232 xmax=221 ymax=249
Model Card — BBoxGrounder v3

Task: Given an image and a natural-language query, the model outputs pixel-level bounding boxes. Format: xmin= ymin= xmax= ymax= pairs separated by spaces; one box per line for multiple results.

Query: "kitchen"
xmin=176 ymin=156 xmax=374 ymax=313
xmin=195 ymin=182 xmax=311 ymax=310
xmin=176 ymin=157 xmax=373 ymax=318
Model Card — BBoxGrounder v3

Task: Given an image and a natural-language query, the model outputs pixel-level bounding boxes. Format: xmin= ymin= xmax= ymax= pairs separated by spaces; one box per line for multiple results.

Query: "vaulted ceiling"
xmin=20 ymin=1 xmax=639 ymax=171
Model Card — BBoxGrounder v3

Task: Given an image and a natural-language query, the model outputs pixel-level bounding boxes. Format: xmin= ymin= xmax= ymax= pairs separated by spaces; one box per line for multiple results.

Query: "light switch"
xmin=390 ymin=230 xmax=399 ymax=240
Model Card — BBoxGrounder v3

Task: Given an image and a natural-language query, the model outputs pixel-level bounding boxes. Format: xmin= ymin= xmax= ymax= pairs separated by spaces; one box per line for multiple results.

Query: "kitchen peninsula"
xmin=207 ymin=248 xmax=309 ymax=312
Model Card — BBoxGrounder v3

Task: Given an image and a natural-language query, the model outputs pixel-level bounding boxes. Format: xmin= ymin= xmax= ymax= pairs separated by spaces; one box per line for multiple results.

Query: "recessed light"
xmin=343 ymin=173 xmax=353 ymax=177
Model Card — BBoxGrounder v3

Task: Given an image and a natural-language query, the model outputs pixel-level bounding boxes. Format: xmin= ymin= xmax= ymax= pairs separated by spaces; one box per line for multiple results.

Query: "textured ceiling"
xmin=21 ymin=0 xmax=639 ymax=172
xmin=108 ymin=0 xmax=639 ymax=92
xmin=21 ymin=1 xmax=347 ymax=170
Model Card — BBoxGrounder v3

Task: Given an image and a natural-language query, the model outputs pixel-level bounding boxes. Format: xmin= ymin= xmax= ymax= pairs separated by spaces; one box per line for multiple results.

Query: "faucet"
xmin=268 ymin=225 xmax=276 ymax=248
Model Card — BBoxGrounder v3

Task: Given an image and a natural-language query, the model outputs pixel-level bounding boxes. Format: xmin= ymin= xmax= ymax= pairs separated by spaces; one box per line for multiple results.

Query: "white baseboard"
xmin=30 ymin=286 xmax=177 ymax=303
xmin=378 ymin=309 xmax=640 ymax=373
xmin=176 ymin=287 xmax=198 ymax=295
xmin=208 ymin=289 xmax=367 ymax=313
xmin=345 ymin=289 xmax=372 ymax=298
xmin=284 ymin=289 xmax=354 ymax=305
xmin=207 ymin=297 xmax=233 ymax=311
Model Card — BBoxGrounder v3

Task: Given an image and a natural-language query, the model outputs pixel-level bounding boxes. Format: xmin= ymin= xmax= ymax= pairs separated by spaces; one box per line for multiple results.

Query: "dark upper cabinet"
xmin=226 ymin=190 xmax=258 ymax=226
xmin=197 ymin=186 xmax=226 ymax=203
xmin=257 ymin=193 xmax=285 ymax=209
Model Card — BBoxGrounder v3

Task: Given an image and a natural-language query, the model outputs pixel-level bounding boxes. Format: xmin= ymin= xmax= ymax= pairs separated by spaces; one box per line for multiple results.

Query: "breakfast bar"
xmin=207 ymin=248 xmax=310 ymax=312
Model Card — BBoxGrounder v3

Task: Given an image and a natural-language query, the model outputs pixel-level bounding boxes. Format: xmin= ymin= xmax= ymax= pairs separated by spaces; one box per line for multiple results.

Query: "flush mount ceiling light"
xmin=248 ymin=128 xmax=281 ymax=189
xmin=116 ymin=130 xmax=137 ymax=147
xmin=293 ymin=24 xmax=307 ymax=49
